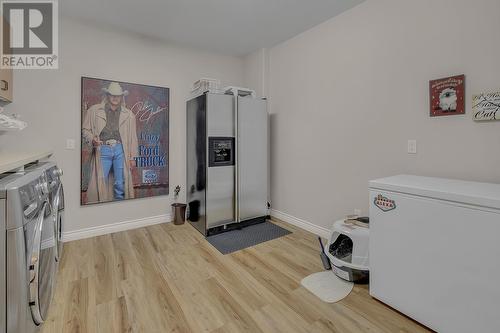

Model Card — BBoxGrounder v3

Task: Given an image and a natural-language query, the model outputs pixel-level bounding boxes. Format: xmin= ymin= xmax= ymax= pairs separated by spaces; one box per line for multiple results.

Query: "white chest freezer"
xmin=369 ymin=175 xmax=500 ymax=333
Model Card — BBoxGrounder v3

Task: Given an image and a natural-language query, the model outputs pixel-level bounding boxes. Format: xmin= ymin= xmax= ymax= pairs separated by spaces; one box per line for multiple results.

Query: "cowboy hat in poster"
xmin=429 ymin=74 xmax=465 ymax=117
xmin=81 ymin=77 xmax=169 ymax=205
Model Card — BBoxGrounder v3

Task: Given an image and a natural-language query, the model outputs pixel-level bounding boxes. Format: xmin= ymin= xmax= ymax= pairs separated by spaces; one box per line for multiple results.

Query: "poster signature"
xmin=131 ymin=100 xmax=167 ymax=123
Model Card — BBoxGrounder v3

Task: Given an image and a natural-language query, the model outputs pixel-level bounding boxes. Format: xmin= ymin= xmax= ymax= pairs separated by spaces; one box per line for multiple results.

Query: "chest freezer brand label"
xmin=374 ymin=194 xmax=396 ymax=212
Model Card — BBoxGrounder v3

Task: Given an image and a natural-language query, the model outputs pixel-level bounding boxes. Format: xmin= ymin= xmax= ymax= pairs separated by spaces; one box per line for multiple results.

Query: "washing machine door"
xmin=53 ymin=184 xmax=64 ymax=261
xmin=28 ymin=201 xmax=57 ymax=325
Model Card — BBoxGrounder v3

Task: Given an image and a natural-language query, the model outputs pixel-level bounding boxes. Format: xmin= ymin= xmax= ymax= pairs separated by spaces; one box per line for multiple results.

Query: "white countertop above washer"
xmin=0 ymin=150 xmax=53 ymax=174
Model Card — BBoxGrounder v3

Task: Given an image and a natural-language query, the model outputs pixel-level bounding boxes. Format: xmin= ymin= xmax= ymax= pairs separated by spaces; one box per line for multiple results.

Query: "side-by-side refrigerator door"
xmin=206 ymin=94 xmax=236 ymax=229
xmin=186 ymin=95 xmax=207 ymax=235
xmin=237 ymin=97 xmax=268 ymax=221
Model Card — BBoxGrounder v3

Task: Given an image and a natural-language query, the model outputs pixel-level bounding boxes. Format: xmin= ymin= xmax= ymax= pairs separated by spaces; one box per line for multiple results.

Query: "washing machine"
xmin=27 ymin=162 xmax=64 ymax=261
xmin=0 ymin=168 xmax=58 ymax=332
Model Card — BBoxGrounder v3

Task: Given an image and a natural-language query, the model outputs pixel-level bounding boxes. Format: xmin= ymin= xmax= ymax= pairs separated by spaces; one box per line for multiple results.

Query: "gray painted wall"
xmin=265 ymin=0 xmax=500 ymax=230
xmin=0 ymin=17 xmax=244 ymax=234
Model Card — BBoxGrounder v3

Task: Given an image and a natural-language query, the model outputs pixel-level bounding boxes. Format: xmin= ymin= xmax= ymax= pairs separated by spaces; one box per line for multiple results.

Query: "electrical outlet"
xmin=407 ymin=139 xmax=417 ymax=154
xmin=66 ymin=139 xmax=76 ymax=150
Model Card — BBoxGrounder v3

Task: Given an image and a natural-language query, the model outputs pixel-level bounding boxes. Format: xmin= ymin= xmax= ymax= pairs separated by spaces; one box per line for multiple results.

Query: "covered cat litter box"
xmin=326 ymin=218 xmax=369 ymax=283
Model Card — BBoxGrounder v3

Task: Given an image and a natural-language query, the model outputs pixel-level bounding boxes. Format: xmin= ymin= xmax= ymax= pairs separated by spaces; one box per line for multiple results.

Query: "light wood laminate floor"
xmin=41 ymin=219 xmax=430 ymax=333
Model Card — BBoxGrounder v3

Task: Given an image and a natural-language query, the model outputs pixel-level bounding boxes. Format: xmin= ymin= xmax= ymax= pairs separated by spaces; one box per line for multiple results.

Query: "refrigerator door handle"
xmin=234 ymin=94 xmax=240 ymax=222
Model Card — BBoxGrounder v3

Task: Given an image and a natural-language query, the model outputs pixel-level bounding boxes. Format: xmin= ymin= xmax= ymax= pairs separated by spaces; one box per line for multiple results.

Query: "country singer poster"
xmin=81 ymin=77 xmax=169 ymax=205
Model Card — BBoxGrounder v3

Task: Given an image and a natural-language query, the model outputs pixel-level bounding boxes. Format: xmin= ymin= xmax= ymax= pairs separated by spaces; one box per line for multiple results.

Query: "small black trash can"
xmin=172 ymin=203 xmax=187 ymax=225
xmin=188 ymin=200 xmax=200 ymax=221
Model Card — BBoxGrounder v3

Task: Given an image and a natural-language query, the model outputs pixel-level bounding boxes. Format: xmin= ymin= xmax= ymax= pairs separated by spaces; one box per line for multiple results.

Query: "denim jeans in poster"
xmin=100 ymin=143 xmax=125 ymax=200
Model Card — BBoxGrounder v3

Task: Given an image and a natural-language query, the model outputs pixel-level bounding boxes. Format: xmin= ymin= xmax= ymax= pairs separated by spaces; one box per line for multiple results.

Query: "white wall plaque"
xmin=472 ymin=92 xmax=500 ymax=121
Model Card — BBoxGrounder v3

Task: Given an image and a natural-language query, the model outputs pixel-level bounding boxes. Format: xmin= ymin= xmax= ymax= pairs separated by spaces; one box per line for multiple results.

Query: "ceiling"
xmin=61 ymin=0 xmax=364 ymax=56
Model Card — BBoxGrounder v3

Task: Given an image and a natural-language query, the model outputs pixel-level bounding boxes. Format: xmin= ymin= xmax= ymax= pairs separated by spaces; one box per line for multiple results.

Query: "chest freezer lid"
xmin=369 ymin=175 xmax=500 ymax=210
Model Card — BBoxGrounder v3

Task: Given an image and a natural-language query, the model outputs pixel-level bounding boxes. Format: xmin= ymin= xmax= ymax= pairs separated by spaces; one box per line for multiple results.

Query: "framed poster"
xmin=81 ymin=77 xmax=169 ymax=205
xmin=429 ymin=74 xmax=465 ymax=117
xmin=472 ymin=92 xmax=500 ymax=121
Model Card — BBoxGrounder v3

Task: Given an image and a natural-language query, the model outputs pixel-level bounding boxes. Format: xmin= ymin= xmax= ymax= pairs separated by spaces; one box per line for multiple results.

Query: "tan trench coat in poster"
xmin=82 ymin=102 xmax=139 ymax=203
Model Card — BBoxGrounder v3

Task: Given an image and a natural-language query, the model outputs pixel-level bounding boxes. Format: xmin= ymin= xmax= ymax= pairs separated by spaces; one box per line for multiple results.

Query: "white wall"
xmin=3 ymin=1 xmax=499 ymax=238
xmin=266 ymin=0 xmax=500 ymax=230
xmin=242 ymin=48 xmax=269 ymax=98
xmin=0 ymin=18 xmax=243 ymax=235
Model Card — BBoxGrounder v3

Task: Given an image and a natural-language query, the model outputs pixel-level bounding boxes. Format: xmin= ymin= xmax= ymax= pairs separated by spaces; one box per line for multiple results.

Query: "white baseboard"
xmin=63 ymin=210 xmax=329 ymax=242
xmin=62 ymin=213 xmax=172 ymax=242
xmin=271 ymin=209 xmax=331 ymax=239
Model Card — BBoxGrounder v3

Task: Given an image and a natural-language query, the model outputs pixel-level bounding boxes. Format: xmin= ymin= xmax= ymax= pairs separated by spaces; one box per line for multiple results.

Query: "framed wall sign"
xmin=429 ymin=74 xmax=465 ymax=117
xmin=81 ymin=77 xmax=169 ymax=205
xmin=472 ymin=92 xmax=500 ymax=121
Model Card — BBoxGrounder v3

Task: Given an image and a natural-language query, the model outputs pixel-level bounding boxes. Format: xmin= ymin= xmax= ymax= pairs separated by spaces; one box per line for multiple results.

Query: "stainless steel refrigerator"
xmin=186 ymin=92 xmax=268 ymax=236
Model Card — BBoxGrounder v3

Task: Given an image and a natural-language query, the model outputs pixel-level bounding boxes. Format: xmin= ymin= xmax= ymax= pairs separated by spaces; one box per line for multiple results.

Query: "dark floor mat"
xmin=206 ymin=221 xmax=292 ymax=254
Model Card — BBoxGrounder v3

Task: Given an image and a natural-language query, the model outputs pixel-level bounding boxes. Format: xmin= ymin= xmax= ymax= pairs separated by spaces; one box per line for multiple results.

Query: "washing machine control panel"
xmin=19 ymin=185 xmax=36 ymax=205
xmin=19 ymin=180 xmax=43 ymax=217
xmin=47 ymin=166 xmax=62 ymax=190
xmin=53 ymin=168 xmax=63 ymax=177
xmin=39 ymin=182 xmax=49 ymax=195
